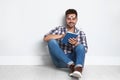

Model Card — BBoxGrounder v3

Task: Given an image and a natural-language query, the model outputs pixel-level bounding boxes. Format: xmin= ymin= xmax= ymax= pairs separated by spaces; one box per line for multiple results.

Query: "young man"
xmin=43 ymin=9 xmax=88 ymax=78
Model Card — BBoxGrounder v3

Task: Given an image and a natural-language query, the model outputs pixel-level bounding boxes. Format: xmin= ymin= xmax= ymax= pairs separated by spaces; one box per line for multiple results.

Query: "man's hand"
xmin=61 ymin=34 xmax=65 ymax=38
xmin=68 ymin=37 xmax=79 ymax=46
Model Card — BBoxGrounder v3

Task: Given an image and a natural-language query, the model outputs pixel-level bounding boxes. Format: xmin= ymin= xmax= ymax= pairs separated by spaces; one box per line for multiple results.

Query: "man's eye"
xmin=72 ymin=18 xmax=76 ymax=20
xmin=67 ymin=18 xmax=71 ymax=20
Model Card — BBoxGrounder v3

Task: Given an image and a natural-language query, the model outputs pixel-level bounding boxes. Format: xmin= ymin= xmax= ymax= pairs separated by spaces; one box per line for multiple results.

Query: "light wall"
xmin=0 ymin=0 xmax=120 ymax=65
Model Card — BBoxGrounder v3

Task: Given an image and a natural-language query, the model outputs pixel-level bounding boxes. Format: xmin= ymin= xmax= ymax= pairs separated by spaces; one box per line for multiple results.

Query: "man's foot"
xmin=70 ymin=67 xmax=83 ymax=78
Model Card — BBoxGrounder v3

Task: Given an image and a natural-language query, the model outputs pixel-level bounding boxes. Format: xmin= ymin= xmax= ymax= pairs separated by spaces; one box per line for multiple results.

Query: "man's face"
xmin=66 ymin=14 xmax=77 ymax=28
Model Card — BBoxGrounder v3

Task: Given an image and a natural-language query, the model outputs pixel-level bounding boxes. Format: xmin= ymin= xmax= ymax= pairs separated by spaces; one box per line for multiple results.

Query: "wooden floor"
xmin=0 ymin=65 xmax=119 ymax=80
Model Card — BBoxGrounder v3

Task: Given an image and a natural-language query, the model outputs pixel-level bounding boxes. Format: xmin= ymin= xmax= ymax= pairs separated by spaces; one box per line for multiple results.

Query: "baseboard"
xmin=85 ymin=56 xmax=120 ymax=65
xmin=0 ymin=56 xmax=120 ymax=65
xmin=0 ymin=56 xmax=52 ymax=65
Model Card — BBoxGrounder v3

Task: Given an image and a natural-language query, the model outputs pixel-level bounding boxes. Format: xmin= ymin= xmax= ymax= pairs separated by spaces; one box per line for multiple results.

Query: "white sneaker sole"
xmin=69 ymin=71 xmax=82 ymax=78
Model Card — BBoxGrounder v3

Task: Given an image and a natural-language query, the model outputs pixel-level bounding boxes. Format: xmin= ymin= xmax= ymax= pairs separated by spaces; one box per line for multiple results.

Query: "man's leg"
xmin=75 ymin=44 xmax=86 ymax=68
xmin=48 ymin=49 xmax=67 ymax=68
xmin=70 ymin=44 xmax=86 ymax=78
xmin=47 ymin=39 xmax=74 ymax=68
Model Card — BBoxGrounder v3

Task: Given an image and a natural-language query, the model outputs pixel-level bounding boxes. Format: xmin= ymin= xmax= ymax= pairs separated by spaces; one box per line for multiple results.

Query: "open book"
xmin=61 ymin=32 xmax=78 ymax=44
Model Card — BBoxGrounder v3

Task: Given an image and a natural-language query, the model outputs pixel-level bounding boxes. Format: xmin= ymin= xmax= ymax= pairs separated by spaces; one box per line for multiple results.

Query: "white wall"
xmin=0 ymin=0 xmax=120 ymax=65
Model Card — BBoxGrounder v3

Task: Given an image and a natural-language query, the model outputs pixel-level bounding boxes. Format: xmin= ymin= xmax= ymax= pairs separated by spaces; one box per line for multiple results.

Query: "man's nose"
xmin=70 ymin=19 xmax=73 ymax=22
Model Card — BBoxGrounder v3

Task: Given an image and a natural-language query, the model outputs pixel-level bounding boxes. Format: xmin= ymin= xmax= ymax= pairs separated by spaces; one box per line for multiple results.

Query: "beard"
xmin=67 ymin=22 xmax=75 ymax=28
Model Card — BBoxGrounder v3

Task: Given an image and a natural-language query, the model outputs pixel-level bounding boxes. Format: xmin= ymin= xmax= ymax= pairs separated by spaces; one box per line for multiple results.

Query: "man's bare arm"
xmin=44 ymin=34 xmax=65 ymax=42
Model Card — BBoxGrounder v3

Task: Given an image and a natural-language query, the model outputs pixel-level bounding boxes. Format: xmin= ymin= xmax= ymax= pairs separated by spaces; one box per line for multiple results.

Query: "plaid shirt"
xmin=45 ymin=26 xmax=88 ymax=54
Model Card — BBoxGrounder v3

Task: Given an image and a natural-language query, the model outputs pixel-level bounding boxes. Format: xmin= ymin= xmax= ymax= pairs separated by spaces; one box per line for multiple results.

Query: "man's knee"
xmin=48 ymin=39 xmax=59 ymax=48
xmin=48 ymin=39 xmax=57 ymax=45
xmin=75 ymin=44 xmax=85 ymax=51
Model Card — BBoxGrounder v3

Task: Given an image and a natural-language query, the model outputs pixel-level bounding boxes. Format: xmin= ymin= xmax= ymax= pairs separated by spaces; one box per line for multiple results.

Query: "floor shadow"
xmin=70 ymin=77 xmax=79 ymax=80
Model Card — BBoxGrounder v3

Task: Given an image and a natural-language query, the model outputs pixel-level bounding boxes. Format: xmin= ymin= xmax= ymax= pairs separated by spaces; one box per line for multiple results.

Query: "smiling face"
xmin=66 ymin=14 xmax=78 ymax=28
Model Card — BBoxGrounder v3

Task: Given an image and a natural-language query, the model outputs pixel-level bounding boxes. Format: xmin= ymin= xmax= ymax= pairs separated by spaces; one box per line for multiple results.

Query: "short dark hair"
xmin=65 ymin=9 xmax=78 ymax=17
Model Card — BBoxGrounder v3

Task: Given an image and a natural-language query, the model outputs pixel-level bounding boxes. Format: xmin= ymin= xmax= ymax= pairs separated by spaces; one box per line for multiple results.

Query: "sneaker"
xmin=70 ymin=67 xmax=83 ymax=78
xmin=70 ymin=71 xmax=82 ymax=78
xmin=69 ymin=64 xmax=75 ymax=73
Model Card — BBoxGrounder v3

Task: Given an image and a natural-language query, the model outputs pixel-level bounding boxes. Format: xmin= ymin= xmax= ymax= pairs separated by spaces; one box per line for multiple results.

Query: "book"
xmin=61 ymin=32 xmax=78 ymax=44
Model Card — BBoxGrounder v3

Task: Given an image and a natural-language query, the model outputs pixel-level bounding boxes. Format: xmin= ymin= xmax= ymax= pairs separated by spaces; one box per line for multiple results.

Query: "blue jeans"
xmin=48 ymin=39 xmax=85 ymax=68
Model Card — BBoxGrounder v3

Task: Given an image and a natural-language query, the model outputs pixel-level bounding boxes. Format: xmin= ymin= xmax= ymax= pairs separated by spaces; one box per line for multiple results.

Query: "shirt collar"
xmin=64 ymin=26 xmax=79 ymax=33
